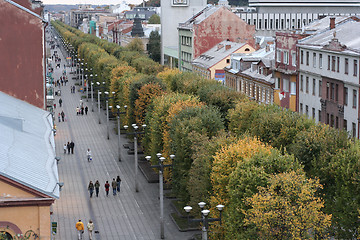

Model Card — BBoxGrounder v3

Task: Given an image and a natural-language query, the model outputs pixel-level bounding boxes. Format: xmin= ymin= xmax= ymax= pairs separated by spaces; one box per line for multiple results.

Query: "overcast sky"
xmin=42 ymin=0 xmax=143 ymax=5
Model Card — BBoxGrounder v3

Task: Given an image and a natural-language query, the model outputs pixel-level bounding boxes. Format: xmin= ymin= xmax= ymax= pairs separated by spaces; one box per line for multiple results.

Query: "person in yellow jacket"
xmin=75 ymin=219 xmax=84 ymax=240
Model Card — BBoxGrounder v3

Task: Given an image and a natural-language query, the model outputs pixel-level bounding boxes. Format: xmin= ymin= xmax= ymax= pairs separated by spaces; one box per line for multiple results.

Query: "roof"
xmin=302 ymin=16 xmax=351 ymax=34
xmin=240 ymin=68 xmax=274 ymax=84
xmin=249 ymin=0 xmax=360 ymax=7
xmin=4 ymin=0 xmax=46 ymax=23
xmin=232 ymin=44 xmax=275 ymax=62
xmin=179 ymin=5 xmax=225 ymax=29
xmin=0 ymin=91 xmax=59 ymax=199
xmin=298 ymin=19 xmax=360 ymax=53
xmin=192 ymin=40 xmax=248 ymax=69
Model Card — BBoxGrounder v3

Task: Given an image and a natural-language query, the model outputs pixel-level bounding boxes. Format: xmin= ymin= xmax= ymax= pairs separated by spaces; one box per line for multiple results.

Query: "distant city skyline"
xmin=42 ymin=0 xmax=144 ymax=5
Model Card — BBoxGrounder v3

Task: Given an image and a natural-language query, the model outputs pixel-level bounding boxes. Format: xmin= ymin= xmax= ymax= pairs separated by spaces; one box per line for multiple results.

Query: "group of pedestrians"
xmin=58 ymin=111 xmax=66 ymax=122
xmin=88 ymin=176 xmax=121 ymax=198
xmin=76 ymin=105 xmax=88 ymax=115
xmin=75 ymin=219 xmax=94 ymax=240
xmin=64 ymin=141 xmax=75 ymax=154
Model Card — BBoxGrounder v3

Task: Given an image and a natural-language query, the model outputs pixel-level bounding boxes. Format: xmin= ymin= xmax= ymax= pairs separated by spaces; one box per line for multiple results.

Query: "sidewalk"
xmin=50 ymin=34 xmax=197 ymax=240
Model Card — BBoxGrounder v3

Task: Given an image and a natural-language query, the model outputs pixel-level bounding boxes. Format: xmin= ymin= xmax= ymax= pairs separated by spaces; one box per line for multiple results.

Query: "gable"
xmin=0 ymin=176 xmax=50 ymax=199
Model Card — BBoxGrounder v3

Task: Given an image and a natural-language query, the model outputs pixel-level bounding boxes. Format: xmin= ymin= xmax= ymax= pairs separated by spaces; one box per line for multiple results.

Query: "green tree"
xmin=244 ymin=171 xmax=332 ymax=240
xmin=126 ymin=38 xmax=144 ymax=52
xmin=147 ymin=31 xmax=161 ymax=63
xmin=148 ymin=14 xmax=160 ymax=24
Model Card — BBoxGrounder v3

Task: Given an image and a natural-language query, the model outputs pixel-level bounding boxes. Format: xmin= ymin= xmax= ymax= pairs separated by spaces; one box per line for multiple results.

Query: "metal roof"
xmin=298 ymin=19 xmax=360 ymax=53
xmin=192 ymin=40 xmax=248 ymax=69
xmin=4 ymin=0 xmax=46 ymax=23
xmin=0 ymin=91 xmax=59 ymax=199
xmin=179 ymin=5 xmax=225 ymax=29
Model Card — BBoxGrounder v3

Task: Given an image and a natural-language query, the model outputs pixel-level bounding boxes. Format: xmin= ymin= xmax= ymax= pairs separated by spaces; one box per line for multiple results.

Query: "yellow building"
xmin=0 ymin=92 xmax=59 ymax=239
xmin=192 ymin=40 xmax=255 ymax=82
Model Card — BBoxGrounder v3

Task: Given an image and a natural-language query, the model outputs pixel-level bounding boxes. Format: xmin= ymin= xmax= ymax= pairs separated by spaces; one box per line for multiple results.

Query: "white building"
xmin=160 ymin=0 xmax=207 ymax=66
xmin=297 ymin=17 xmax=360 ymax=138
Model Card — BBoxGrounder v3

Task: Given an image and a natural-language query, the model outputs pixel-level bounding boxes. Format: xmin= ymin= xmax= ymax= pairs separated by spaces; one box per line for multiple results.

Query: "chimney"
xmin=330 ymin=17 xmax=335 ymax=30
xmin=217 ymin=44 xmax=224 ymax=50
xmin=225 ymin=44 xmax=231 ymax=50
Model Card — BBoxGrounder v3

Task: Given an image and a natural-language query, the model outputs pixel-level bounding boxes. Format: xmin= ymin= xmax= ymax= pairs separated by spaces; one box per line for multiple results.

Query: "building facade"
xmin=297 ymin=18 xmax=360 ymax=138
xmin=0 ymin=0 xmax=47 ymax=109
xmin=178 ymin=6 xmax=255 ymax=72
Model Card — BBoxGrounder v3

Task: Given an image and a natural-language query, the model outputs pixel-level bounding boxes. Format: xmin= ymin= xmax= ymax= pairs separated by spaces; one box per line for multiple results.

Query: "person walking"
xmin=111 ymin=178 xmax=117 ymax=196
xmin=95 ymin=180 xmax=100 ymax=197
xmin=85 ymin=106 xmax=88 ymax=115
xmin=61 ymin=111 xmax=65 ymax=122
xmin=86 ymin=149 xmax=92 ymax=162
xmin=63 ymin=143 xmax=67 ymax=154
xmin=70 ymin=140 xmax=75 ymax=154
xmin=75 ymin=220 xmax=84 ymax=240
xmin=88 ymin=181 xmax=94 ymax=198
xmin=76 ymin=106 xmax=80 ymax=115
xmin=116 ymin=176 xmax=121 ymax=192
xmin=104 ymin=181 xmax=110 ymax=197
xmin=59 ymin=98 xmax=63 ymax=107
xmin=87 ymin=220 xmax=94 ymax=240
xmin=67 ymin=142 xmax=71 ymax=154
xmin=58 ymin=113 xmax=61 ymax=122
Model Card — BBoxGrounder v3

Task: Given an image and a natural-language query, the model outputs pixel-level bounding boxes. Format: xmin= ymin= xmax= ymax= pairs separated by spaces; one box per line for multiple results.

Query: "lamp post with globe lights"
xmin=183 ymin=202 xmax=224 ymax=240
xmin=115 ymin=105 xmax=127 ymax=161
xmin=124 ymin=124 xmax=146 ymax=192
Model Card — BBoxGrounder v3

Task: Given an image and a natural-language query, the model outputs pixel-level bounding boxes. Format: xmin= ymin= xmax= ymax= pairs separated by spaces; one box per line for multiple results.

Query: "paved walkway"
xmin=49 ymin=31 xmax=197 ymax=240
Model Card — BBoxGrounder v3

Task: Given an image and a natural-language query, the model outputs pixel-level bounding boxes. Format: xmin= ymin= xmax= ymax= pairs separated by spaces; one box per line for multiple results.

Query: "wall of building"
xmin=161 ymin=0 xmax=207 ymax=64
xmin=193 ymin=7 xmax=255 ymax=59
xmin=0 ymin=0 xmax=45 ymax=109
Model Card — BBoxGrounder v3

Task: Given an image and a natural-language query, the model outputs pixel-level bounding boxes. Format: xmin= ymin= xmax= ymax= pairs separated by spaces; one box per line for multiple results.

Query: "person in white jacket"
xmin=87 ymin=220 xmax=94 ymax=240
xmin=86 ymin=149 xmax=92 ymax=162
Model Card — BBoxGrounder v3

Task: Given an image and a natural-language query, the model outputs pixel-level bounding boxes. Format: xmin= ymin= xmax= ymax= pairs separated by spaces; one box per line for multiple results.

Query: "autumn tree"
xmin=244 ymin=171 xmax=332 ymax=240
xmin=126 ymin=38 xmax=144 ymax=52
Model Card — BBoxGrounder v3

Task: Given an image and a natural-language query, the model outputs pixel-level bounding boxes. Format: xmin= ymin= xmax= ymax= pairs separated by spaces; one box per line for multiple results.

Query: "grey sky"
xmin=42 ymin=0 xmax=143 ymax=5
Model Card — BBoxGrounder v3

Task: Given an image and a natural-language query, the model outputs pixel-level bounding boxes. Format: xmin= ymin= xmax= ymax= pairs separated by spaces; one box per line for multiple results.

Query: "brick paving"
xmin=49 ymin=35 xmax=197 ymax=240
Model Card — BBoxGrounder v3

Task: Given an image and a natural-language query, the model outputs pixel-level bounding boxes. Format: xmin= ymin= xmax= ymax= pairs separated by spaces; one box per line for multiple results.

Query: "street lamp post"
xmin=146 ymin=154 xmax=175 ymax=239
xmin=183 ymin=202 xmax=224 ymax=240
xmin=116 ymin=105 xmax=127 ymax=161
xmin=96 ymin=81 xmax=106 ymax=124
xmin=124 ymin=124 xmax=146 ymax=192
xmin=104 ymin=91 xmax=115 ymax=140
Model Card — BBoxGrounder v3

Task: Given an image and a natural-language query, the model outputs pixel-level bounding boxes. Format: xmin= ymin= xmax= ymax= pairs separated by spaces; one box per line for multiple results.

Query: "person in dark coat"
xmin=116 ymin=176 xmax=121 ymax=192
xmin=85 ymin=106 xmax=88 ymax=115
xmin=70 ymin=141 xmax=75 ymax=154
xmin=104 ymin=181 xmax=110 ymax=197
xmin=88 ymin=181 xmax=94 ymax=198
xmin=95 ymin=180 xmax=100 ymax=197
xmin=67 ymin=142 xmax=70 ymax=154
xmin=61 ymin=111 xmax=65 ymax=122
xmin=59 ymin=98 xmax=63 ymax=107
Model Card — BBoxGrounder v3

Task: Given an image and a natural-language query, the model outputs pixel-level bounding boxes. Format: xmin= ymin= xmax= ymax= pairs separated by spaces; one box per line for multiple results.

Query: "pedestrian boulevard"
xmin=50 ymin=43 xmax=197 ymax=240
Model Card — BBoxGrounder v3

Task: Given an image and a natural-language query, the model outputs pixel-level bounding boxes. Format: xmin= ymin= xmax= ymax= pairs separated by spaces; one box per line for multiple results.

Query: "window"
xmin=335 ymin=84 xmax=338 ymax=101
xmin=331 ymin=56 xmax=336 ymax=71
xmin=354 ymin=60 xmax=358 ymax=76
xmin=319 ymin=54 xmax=323 ymax=68
xmin=300 ymin=50 xmax=304 ymax=64
xmin=283 ymin=79 xmax=289 ymax=92
xmin=306 ymin=77 xmax=309 ymax=93
xmin=326 ymin=113 xmax=329 ymax=124
xmin=326 ymin=82 xmax=330 ymax=99
xmin=330 ymin=114 xmax=334 ymax=127
xmin=344 ymin=119 xmax=347 ymax=131
xmin=344 ymin=87 xmax=348 ymax=106
xmin=337 ymin=57 xmax=340 ymax=72
xmin=352 ymin=122 xmax=356 ymax=138
xmin=312 ymin=78 xmax=316 ymax=96
xmin=300 ymin=103 xmax=303 ymax=113
xmin=328 ymin=55 xmax=330 ymax=70
xmin=275 ymin=78 xmax=280 ymax=89
xmin=313 ymin=53 xmax=316 ymax=67
xmin=292 ymin=52 xmax=296 ymax=66
xmin=276 ymin=49 xmax=281 ymax=62
xmin=305 ymin=105 xmax=309 ymax=116
xmin=345 ymin=58 xmax=349 ymax=74
xmin=290 ymin=81 xmax=296 ymax=95
xmin=319 ymin=110 xmax=322 ymax=122
xmin=226 ymin=59 xmax=230 ymax=64
xmin=331 ymin=83 xmax=335 ymax=100
xmin=353 ymin=89 xmax=357 ymax=108
xmin=312 ymin=108 xmax=315 ymax=119
xmin=284 ymin=51 xmax=289 ymax=64
xmin=300 ymin=75 xmax=303 ymax=92
xmin=319 ymin=80 xmax=322 ymax=97
xmin=306 ymin=51 xmax=309 ymax=66
xmin=336 ymin=116 xmax=339 ymax=129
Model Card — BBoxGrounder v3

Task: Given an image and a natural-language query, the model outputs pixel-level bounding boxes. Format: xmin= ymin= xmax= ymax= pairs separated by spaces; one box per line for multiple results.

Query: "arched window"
xmin=245 ymin=48 xmax=250 ymax=52
xmin=0 ymin=231 xmax=13 ymax=240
